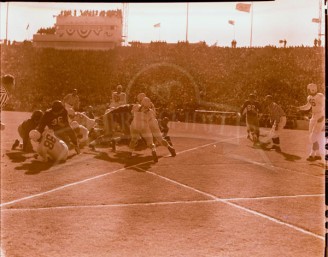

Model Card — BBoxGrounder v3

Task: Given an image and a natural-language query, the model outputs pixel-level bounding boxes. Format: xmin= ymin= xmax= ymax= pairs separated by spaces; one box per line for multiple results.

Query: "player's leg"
xmin=12 ymin=124 xmax=23 ymax=150
xmin=307 ymin=117 xmax=324 ymax=161
xmin=150 ymin=120 xmax=176 ymax=157
xmin=271 ymin=117 xmax=286 ymax=152
xmin=141 ymin=128 xmax=158 ymax=163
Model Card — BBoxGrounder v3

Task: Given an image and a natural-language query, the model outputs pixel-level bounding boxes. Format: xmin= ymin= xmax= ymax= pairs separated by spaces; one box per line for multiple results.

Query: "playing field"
xmin=0 ymin=111 xmax=325 ymax=257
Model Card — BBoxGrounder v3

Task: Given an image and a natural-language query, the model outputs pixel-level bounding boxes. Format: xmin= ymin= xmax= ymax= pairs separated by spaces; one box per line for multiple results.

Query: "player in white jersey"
xmin=129 ymin=103 xmax=158 ymax=162
xmin=70 ymin=111 xmax=96 ymax=131
xmin=294 ymin=83 xmax=325 ymax=161
xmin=29 ymin=129 xmax=69 ymax=163
xmin=70 ymin=121 xmax=89 ymax=147
xmin=141 ymin=97 xmax=176 ymax=157
xmin=111 ymin=85 xmax=126 ymax=106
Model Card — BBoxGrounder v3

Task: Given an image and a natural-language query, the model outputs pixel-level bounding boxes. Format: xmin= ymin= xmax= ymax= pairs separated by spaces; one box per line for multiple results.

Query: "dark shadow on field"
xmin=94 ymin=151 xmax=156 ymax=172
xmin=255 ymin=144 xmax=302 ymax=162
xmin=14 ymin=155 xmax=75 ymax=175
xmin=278 ymin=151 xmax=302 ymax=162
xmin=6 ymin=151 xmax=31 ymax=163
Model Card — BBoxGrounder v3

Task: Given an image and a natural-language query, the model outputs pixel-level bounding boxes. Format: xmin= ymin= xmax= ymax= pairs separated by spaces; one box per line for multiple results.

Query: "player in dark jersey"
xmin=240 ymin=94 xmax=261 ymax=145
xmin=36 ymin=100 xmax=80 ymax=154
xmin=11 ymin=110 xmax=44 ymax=152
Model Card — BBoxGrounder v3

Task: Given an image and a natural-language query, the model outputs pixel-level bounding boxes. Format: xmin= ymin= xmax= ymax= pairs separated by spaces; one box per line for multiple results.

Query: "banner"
xmin=228 ymin=20 xmax=235 ymax=25
xmin=236 ymin=3 xmax=251 ymax=13
xmin=312 ymin=18 xmax=320 ymax=23
xmin=154 ymin=23 xmax=161 ymax=28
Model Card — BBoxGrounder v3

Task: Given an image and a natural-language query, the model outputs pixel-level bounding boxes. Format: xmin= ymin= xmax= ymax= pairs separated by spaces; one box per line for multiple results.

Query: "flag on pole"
xmin=236 ymin=3 xmax=251 ymax=13
xmin=228 ymin=20 xmax=235 ymax=25
xmin=279 ymin=40 xmax=284 ymax=43
xmin=153 ymin=23 xmax=161 ymax=28
xmin=26 ymin=23 xmax=29 ymax=30
xmin=312 ymin=18 xmax=320 ymax=23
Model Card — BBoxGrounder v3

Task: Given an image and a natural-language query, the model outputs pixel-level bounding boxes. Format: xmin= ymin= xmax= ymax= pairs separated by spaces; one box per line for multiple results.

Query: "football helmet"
xmin=51 ymin=100 xmax=64 ymax=113
xmin=141 ymin=97 xmax=152 ymax=108
xmin=307 ymin=83 xmax=317 ymax=95
xmin=29 ymin=130 xmax=41 ymax=141
xmin=31 ymin=110 xmax=43 ymax=122
xmin=70 ymin=121 xmax=79 ymax=129
xmin=137 ymin=93 xmax=146 ymax=103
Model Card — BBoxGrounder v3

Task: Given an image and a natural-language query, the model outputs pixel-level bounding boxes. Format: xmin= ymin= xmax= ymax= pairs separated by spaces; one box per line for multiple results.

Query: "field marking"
xmin=1 ymin=134 xmax=324 ymax=241
xmin=222 ymin=194 xmax=325 ymax=201
xmin=1 ymin=199 xmax=217 ymax=212
xmin=1 ymin=137 xmax=241 ymax=208
xmin=136 ymin=166 xmax=324 ymax=241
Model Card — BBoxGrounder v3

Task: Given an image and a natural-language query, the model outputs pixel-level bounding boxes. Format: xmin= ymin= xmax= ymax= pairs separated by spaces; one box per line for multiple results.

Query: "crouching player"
xmin=12 ymin=110 xmax=43 ymax=152
xmin=293 ymin=83 xmax=325 ymax=161
xmin=36 ymin=100 xmax=80 ymax=154
xmin=29 ymin=129 xmax=68 ymax=163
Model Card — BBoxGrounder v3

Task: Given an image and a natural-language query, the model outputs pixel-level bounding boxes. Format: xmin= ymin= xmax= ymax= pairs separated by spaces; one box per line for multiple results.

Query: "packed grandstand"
xmin=1 ymin=42 xmax=324 ymax=129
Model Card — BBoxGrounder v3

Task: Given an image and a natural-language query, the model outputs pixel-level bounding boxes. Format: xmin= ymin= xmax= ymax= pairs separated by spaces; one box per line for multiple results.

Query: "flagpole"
xmin=6 ymin=2 xmax=9 ymax=43
xmin=250 ymin=2 xmax=253 ymax=47
xmin=186 ymin=2 xmax=189 ymax=42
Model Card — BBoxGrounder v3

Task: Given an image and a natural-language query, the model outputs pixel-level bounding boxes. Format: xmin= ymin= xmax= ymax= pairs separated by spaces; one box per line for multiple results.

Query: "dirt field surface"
xmin=1 ymin=111 xmax=325 ymax=257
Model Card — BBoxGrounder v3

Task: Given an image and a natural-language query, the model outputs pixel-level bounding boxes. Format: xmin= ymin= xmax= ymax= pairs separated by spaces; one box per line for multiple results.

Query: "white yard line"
xmin=1 ymin=199 xmax=217 ymax=212
xmin=1 ymin=135 xmax=324 ymax=241
xmin=222 ymin=194 xmax=325 ymax=201
xmin=137 ymin=166 xmax=324 ymax=241
xmin=0 ymin=136 xmax=241 ymax=208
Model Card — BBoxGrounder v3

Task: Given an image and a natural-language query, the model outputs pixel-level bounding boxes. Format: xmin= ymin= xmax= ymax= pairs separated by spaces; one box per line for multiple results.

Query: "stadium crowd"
xmin=1 ymin=42 xmax=324 ymax=129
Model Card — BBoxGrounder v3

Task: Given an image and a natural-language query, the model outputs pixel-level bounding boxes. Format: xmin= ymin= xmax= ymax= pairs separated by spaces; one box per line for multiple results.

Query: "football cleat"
xmin=168 ymin=146 xmax=176 ymax=157
xmin=306 ymin=156 xmax=316 ymax=162
xmin=74 ymin=145 xmax=81 ymax=155
xmin=152 ymin=150 xmax=158 ymax=163
xmin=11 ymin=139 xmax=20 ymax=150
xmin=314 ymin=155 xmax=322 ymax=161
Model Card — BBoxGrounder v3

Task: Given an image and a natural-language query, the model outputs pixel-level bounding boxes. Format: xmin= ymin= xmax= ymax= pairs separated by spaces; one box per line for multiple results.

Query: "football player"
xmin=12 ymin=110 xmax=44 ymax=152
xmin=71 ymin=111 xmax=96 ymax=131
xmin=36 ymin=100 xmax=80 ymax=154
xmin=111 ymin=85 xmax=126 ymax=106
xmin=129 ymin=101 xmax=158 ymax=162
xmin=63 ymin=88 xmax=80 ymax=111
xmin=141 ymin=97 xmax=176 ymax=157
xmin=262 ymin=95 xmax=286 ymax=152
xmin=70 ymin=121 xmax=89 ymax=147
xmin=29 ymin=129 xmax=69 ymax=163
xmin=240 ymin=93 xmax=262 ymax=145
xmin=293 ymin=83 xmax=325 ymax=161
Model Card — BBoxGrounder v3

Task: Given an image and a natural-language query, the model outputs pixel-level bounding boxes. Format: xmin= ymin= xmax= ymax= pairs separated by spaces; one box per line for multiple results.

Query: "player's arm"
xmin=297 ymin=96 xmax=312 ymax=111
xmin=36 ymin=113 xmax=49 ymax=134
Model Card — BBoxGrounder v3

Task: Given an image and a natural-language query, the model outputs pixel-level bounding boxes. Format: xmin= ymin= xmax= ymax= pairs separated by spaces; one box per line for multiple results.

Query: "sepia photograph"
xmin=0 ymin=1 xmax=326 ymax=256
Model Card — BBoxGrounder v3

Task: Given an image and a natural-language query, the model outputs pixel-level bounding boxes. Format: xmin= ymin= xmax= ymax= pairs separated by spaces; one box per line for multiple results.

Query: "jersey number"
xmin=50 ymin=117 xmax=64 ymax=126
xmin=309 ymin=99 xmax=316 ymax=106
xmin=44 ymin=134 xmax=56 ymax=150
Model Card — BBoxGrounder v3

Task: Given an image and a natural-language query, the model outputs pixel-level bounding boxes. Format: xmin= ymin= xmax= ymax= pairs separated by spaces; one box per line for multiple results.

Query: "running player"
xmin=293 ymin=83 xmax=325 ymax=161
xmin=240 ymin=93 xmax=261 ymax=145
xmin=141 ymin=97 xmax=176 ymax=157
xmin=128 ymin=100 xmax=158 ymax=162
xmin=29 ymin=129 xmax=69 ymax=163
xmin=262 ymin=95 xmax=286 ymax=152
